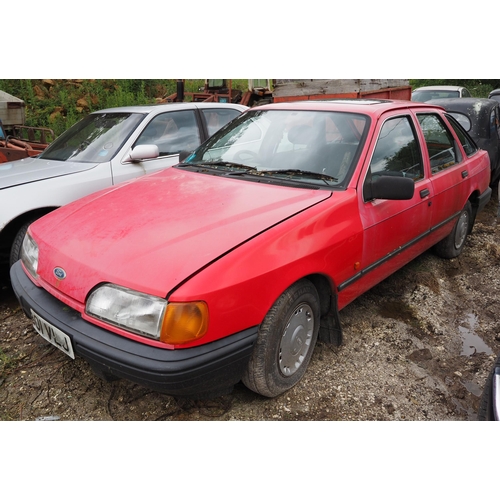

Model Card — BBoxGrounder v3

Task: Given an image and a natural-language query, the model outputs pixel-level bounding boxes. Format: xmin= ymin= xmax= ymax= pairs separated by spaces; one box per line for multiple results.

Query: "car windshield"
xmin=412 ymin=90 xmax=460 ymax=102
xmin=183 ymin=109 xmax=368 ymax=187
xmin=39 ymin=112 xmax=145 ymax=162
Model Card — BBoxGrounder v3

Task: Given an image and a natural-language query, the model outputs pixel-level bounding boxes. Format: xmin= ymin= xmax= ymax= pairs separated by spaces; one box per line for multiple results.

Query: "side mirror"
xmin=128 ymin=144 xmax=159 ymax=162
xmin=367 ymin=175 xmax=415 ymax=201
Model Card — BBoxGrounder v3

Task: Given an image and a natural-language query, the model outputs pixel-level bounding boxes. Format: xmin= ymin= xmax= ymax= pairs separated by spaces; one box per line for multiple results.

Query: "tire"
xmin=477 ymin=355 xmax=500 ymax=421
xmin=242 ymin=279 xmax=320 ymax=397
xmin=9 ymin=217 xmax=39 ymax=268
xmin=433 ymin=201 xmax=472 ymax=259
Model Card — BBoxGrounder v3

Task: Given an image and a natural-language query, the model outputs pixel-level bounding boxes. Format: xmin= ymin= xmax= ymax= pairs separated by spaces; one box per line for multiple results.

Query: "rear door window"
xmin=201 ymin=108 xmax=242 ymax=137
xmin=445 ymin=114 xmax=478 ymax=157
xmin=417 ymin=114 xmax=461 ymax=173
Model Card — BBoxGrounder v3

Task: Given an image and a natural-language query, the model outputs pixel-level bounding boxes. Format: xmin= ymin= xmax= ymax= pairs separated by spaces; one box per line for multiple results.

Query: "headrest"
xmin=287 ymin=125 xmax=319 ymax=145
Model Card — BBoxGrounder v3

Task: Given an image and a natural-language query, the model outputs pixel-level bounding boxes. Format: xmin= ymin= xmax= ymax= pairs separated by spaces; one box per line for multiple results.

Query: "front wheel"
xmin=242 ymin=279 xmax=320 ymax=397
xmin=9 ymin=217 xmax=40 ymax=268
xmin=433 ymin=201 xmax=472 ymax=259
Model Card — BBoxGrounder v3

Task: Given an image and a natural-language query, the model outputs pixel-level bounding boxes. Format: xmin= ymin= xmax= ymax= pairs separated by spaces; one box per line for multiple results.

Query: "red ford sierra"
xmin=11 ymin=99 xmax=492 ymax=398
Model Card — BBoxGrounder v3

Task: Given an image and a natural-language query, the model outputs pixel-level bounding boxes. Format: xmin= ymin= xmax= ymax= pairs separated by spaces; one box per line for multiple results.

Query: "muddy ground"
xmin=1 ymin=188 xmax=499 ymax=421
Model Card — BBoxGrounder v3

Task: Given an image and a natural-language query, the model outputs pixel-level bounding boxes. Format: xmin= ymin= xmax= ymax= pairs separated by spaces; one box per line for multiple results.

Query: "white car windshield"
xmin=39 ymin=112 xmax=145 ymax=163
xmin=412 ymin=90 xmax=460 ymax=102
xmin=185 ymin=109 xmax=368 ymax=186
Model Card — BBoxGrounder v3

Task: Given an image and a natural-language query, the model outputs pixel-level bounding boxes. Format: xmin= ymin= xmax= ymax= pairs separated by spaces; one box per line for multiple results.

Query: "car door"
xmin=415 ymin=112 xmax=470 ymax=231
xmin=353 ymin=112 xmax=433 ymax=299
xmin=110 ymin=109 xmax=202 ymax=185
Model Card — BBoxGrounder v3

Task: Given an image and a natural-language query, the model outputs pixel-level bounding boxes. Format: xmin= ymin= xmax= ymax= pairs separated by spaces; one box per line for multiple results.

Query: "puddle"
xmin=459 ymin=313 xmax=493 ymax=356
xmin=461 ymin=379 xmax=482 ymax=397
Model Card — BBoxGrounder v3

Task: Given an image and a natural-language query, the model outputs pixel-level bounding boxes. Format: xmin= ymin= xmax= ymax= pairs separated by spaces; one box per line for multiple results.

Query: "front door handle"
xmin=420 ymin=188 xmax=430 ymax=198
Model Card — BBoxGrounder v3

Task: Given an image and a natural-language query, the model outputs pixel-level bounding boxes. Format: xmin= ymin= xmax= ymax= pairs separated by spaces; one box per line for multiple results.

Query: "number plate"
xmin=31 ymin=309 xmax=75 ymax=359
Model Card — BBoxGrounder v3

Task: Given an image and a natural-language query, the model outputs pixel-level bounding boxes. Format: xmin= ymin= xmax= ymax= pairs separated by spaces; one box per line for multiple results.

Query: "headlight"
xmin=86 ymin=284 xmax=208 ymax=345
xmin=21 ymin=232 xmax=39 ymax=279
xmin=86 ymin=284 xmax=167 ymax=340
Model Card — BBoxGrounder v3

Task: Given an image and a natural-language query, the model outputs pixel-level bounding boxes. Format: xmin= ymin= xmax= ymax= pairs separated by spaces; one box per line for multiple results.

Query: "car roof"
xmin=90 ymin=102 xmax=248 ymax=115
xmin=428 ymin=97 xmax=498 ymax=113
xmin=413 ymin=86 xmax=465 ymax=92
xmin=251 ymin=99 xmax=442 ymax=118
xmin=428 ymin=98 xmax=498 ymax=138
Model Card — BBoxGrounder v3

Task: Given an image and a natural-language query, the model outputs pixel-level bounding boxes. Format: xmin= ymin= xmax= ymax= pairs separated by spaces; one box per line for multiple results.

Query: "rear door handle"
xmin=420 ymin=188 xmax=430 ymax=198
xmin=462 ymin=170 xmax=469 ymax=179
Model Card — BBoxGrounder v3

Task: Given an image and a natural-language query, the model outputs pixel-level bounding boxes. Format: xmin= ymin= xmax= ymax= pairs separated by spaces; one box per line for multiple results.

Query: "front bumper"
xmin=10 ymin=261 xmax=258 ymax=398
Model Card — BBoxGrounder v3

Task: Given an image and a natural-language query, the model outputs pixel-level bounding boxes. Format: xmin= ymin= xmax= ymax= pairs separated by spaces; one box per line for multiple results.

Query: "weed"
xmin=0 ymin=347 xmax=19 ymax=378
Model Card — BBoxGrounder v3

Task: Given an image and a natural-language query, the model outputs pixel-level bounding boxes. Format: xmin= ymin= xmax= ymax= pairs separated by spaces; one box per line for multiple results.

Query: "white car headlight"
xmin=21 ymin=232 xmax=39 ymax=279
xmin=86 ymin=284 xmax=167 ymax=340
xmin=86 ymin=283 xmax=209 ymax=345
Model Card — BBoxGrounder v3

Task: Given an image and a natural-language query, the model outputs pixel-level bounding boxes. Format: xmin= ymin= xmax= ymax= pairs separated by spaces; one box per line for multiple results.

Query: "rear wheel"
xmin=242 ymin=279 xmax=320 ymax=397
xmin=433 ymin=201 xmax=472 ymax=259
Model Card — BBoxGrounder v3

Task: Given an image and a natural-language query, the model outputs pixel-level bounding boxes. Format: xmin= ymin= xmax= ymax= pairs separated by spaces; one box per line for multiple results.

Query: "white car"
xmin=411 ymin=85 xmax=472 ymax=102
xmin=0 ymin=102 xmax=247 ymax=267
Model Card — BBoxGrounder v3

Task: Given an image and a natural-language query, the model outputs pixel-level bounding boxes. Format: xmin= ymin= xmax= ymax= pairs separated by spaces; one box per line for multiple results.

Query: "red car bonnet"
xmin=30 ymin=167 xmax=331 ymax=303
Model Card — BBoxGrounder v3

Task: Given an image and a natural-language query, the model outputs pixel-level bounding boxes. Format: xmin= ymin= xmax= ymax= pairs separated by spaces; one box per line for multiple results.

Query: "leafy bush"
xmin=0 ymin=79 xmax=250 ymax=136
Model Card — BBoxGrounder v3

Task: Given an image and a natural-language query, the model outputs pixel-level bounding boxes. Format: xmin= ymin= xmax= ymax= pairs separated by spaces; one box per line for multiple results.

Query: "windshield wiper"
xmin=184 ymin=160 xmax=258 ymax=173
xmin=258 ymin=169 xmax=338 ymax=184
xmin=181 ymin=160 xmax=260 ymax=176
xmin=182 ymin=163 xmax=337 ymax=185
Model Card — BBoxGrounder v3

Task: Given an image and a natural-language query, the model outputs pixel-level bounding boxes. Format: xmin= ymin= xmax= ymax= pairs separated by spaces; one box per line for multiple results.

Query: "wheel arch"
xmin=468 ymin=188 xmax=484 ymax=233
xmin=0 ymin=207 xmax=58 ymax=257
xmin=305 ymin=273 xmax=343 ymax=346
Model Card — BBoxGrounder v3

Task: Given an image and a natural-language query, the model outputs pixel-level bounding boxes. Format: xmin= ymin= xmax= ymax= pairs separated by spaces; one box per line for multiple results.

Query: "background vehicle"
xmin=489 ymin=89 xmax=500 ymax=104
xmin=0 ymin=102 xmax=247 ymax=268
xmin=478 ymin=351 xmax=500 ymax=420
xmin=11 ymin=100 xmax=491 ymax=399
xmin=412 ymin=85 xmax=472 ymax=102
xmin=268 ymin=79 xmax=411 ymax=103
xmin=429 ymin=98 xmax=500 ymax=186
xmin=0 ymin=90 xmax=55 ymax=163
xmin=165 ymin=79 xmax=412 ymax=106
